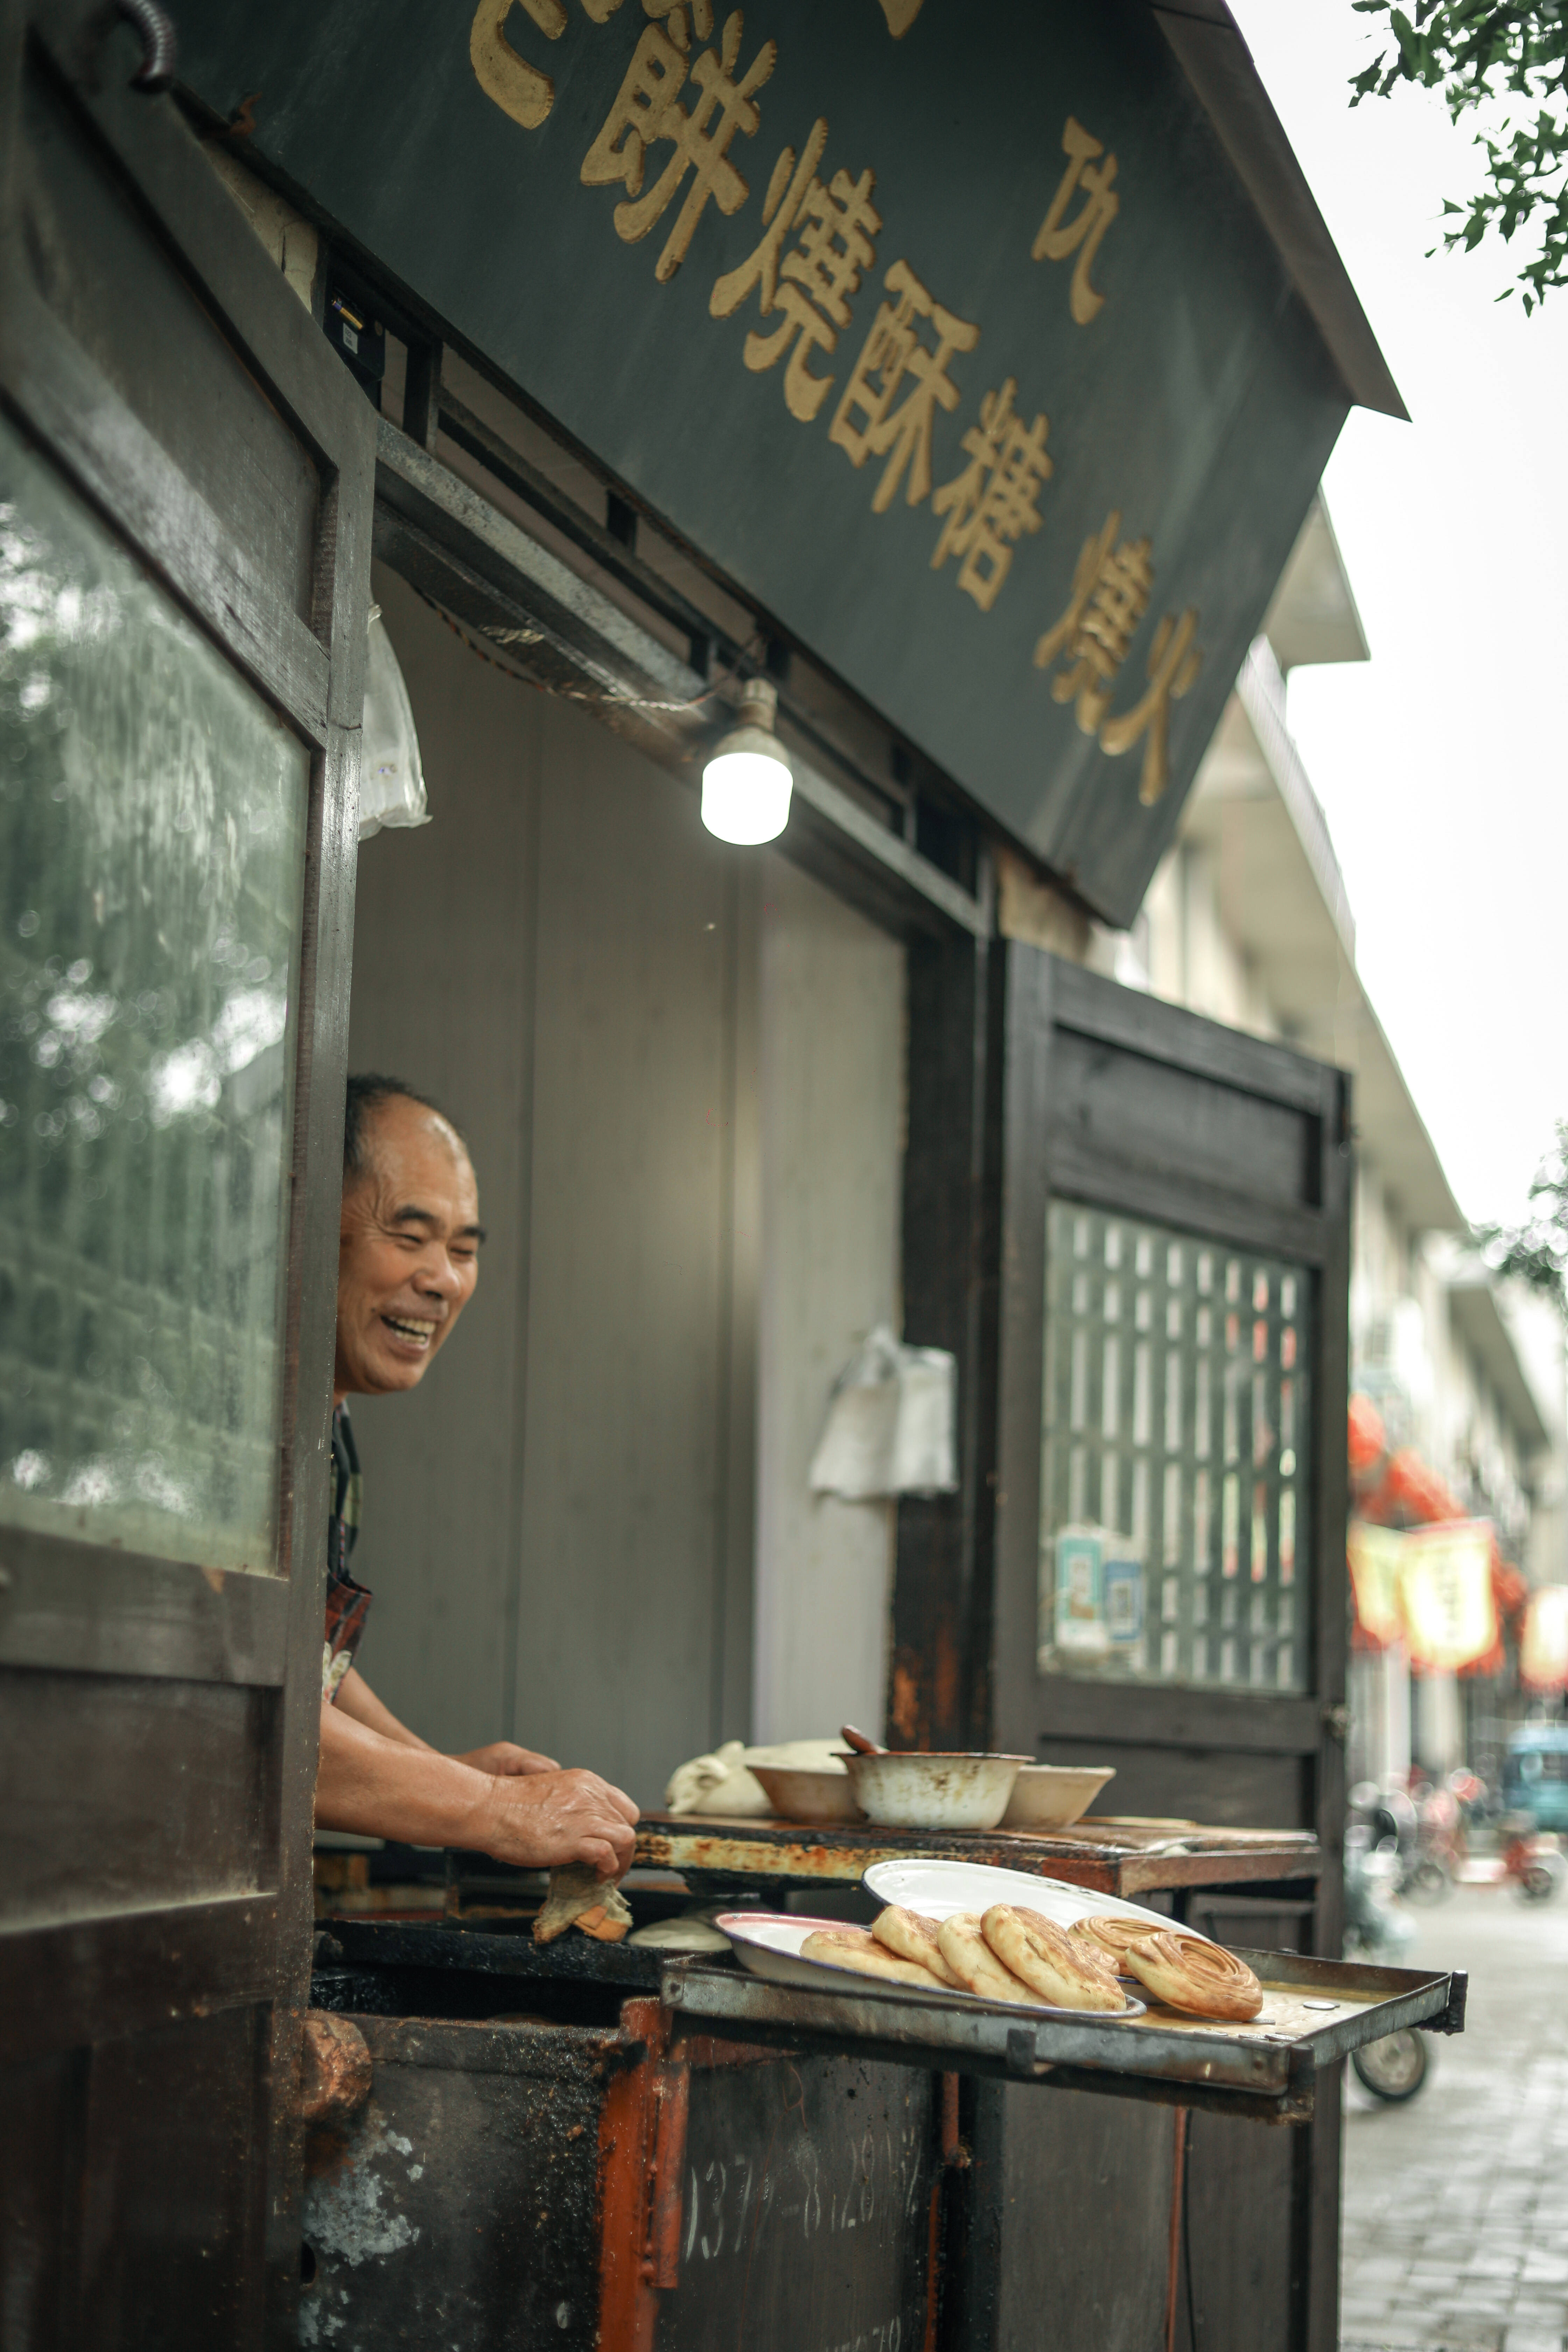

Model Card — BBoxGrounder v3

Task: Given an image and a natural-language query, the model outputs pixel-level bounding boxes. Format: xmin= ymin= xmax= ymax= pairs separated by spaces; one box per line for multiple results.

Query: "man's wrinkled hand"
xmin=453 ymin=1740 xmax=559 ymax=1776
xmin=471 ymin=1767 xmax=638 ymax=1879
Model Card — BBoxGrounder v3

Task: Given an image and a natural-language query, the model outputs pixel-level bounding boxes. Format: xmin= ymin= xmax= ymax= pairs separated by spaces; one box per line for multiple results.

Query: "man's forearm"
xmin=317 ymin=1701 xmax=488 ymax=1846
xmin=317 ymin=1703 xmax=642 ymax=1876
xmin=332 ymin=1666 xmax=432 ymax=1750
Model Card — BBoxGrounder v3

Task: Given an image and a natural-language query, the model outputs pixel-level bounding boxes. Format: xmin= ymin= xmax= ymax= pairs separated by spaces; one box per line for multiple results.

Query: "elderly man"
xmin=314 ymin=1074 xmax=637 ymax=1880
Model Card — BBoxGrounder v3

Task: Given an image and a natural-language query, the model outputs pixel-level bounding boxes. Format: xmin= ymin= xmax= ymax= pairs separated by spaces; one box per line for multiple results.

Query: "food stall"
xmin=0 ymin=5 xmax=1437 ymax=2347
xmin=300 ymin=1806 xmax=1464 ymax=2351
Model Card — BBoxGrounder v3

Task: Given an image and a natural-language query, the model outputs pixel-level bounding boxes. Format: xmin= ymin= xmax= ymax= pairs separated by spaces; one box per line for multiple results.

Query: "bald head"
xmin=334 ymin=1087 xmax=483 ymax=1403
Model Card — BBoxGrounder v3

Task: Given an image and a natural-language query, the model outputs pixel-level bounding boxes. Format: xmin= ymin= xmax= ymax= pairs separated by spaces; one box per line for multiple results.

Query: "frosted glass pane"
xmin=1038 ymin=1198 xmax=1311 ymax=1692
xmin=0 ymin=413 xmax=307 ymax=1573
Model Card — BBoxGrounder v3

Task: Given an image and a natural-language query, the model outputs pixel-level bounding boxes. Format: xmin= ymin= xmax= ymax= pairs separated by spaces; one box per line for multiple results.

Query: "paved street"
xmin=1341 ymin=1884 xmax=1568 ymax=2352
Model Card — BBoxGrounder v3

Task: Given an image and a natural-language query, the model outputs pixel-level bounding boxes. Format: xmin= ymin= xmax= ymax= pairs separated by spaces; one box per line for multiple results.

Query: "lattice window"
xmin=1039 ymin=1201 xmax=1311 ymax=1693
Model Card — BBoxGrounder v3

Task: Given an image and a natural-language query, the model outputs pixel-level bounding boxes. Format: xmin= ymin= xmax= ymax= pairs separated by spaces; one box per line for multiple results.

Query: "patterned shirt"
xmin=322 ymin=1403 xmax=372 ymax=1702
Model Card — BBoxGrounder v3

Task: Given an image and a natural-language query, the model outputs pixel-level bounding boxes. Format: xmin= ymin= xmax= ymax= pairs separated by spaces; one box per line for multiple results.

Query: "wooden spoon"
xmin=840 ymin=1723 xmax=885 ymax=1756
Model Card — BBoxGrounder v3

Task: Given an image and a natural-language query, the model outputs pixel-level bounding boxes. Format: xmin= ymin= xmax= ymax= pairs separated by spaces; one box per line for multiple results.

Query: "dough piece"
xmin=872 ymin=1905 xmax=963 ymax=1988
xmin=982 ymin=1907 xmax=1127 ymax=2012
xmin=936 ymin=1912 xmax=1049 ymax=2007
xmin=1071 ymin=1914 xmax=1169 ymax=1968
xmin=533 ymin=1864 xmax=634 ymax=1945
xmin=1119 ymin=1927 xmax=1264 ymax=2022
xmin=800 ymin=1926 xmax=944 ymax=1989
xmin=625 ymin=1915 xmax=732 ymax=1953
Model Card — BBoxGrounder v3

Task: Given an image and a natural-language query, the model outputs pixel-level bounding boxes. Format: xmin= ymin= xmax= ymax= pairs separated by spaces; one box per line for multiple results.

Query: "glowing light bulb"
xmin=701 ymin=678 xmax=793 ymax=845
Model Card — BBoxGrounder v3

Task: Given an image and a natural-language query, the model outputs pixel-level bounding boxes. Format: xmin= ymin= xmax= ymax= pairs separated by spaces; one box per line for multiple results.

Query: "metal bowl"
xmin=748 ymin=1764 xmax=865 ymax=1824
xmin=839 ymin=1751 xmax=1028 ymax=1832
xmin=1000 ymin=1765 xmax=1117 ymax=1830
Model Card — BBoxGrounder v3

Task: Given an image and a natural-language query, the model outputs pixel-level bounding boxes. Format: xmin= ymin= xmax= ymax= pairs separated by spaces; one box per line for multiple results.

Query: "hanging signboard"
xmin=1399 ymin=1521 xmax=1497 ymax=1674
xmin=174 ymin=0 xmax=1376 ymax=924
xmin=1346 ymin=1518 xmax=1405 ymax=1649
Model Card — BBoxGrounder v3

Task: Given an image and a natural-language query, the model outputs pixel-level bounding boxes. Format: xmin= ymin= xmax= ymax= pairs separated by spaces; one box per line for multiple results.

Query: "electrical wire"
xmin=410 ymin=584 xmax=761 ymax=717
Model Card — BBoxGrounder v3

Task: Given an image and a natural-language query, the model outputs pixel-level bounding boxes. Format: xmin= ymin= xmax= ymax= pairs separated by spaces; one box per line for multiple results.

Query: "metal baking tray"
xmin=660 ymin=1948 xmax=1466 ymax=2126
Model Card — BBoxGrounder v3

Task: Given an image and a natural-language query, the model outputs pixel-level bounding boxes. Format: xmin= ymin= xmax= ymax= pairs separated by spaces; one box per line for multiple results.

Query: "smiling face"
xmin=333 ymin=1094 xmax=483 ymax=1403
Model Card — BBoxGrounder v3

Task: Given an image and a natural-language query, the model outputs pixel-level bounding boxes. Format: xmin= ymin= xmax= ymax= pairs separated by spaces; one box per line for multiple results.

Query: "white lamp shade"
xmin=701 ymin=731 xmax=793 ymax=845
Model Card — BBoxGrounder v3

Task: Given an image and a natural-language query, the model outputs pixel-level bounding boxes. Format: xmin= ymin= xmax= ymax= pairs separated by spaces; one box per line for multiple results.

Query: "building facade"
xmin=1095 ymin=502 xmax=1567 ymax=1792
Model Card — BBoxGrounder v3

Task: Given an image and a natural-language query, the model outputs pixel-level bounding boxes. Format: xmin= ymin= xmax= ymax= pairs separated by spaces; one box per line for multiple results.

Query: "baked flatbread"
xmin=872 ymin=1905 xmax=963 ymax=1987
xmin=936 ymin=1911 xmax=1048 ymax=2007
xmin=800 ymin=1926 xmax=943 ymax=1989
xmin=982 ymin=1906 xmax=1126 ymax=2011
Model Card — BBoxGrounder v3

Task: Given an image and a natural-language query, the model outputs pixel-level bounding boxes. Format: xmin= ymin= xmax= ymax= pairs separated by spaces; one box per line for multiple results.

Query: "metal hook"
xmin=114 ymin=0 xmax=177 ymax=92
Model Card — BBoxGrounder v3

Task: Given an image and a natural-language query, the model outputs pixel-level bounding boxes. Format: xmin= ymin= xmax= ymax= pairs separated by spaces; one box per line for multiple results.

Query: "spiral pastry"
xmin=982 ymin=1906 xmax=1127 ymax=2012
xmin=1070 ymin=1914 xmax=1167 ymax=1967
xmin=1117 ymin=1926 xmax=1263 ymax=2022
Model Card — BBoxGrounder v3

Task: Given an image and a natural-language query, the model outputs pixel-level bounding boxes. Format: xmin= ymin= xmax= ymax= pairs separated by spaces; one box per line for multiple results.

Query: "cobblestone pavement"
xmin=1340 ymin=1883 xmax=1568 ymax=2352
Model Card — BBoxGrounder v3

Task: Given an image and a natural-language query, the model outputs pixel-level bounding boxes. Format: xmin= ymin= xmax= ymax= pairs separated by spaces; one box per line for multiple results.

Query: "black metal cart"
xmin=301 ymin=1829 xmax=1463 ymax=2352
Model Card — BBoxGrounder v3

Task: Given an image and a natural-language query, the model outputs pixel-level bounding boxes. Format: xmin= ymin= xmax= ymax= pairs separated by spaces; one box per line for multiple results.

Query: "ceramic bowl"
xmin=999 ymin=1764 xmax=1117 ymax=1830
xmin=749 ymin=1764 xmax=865 ymax=1824
xmin=839 ymin=1750 xmax=1028 ymax=1832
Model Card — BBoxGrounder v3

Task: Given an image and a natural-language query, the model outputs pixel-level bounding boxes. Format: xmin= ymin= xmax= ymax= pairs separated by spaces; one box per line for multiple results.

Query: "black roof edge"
xmin=1151 ymin=2 xmax=1410 ymax=422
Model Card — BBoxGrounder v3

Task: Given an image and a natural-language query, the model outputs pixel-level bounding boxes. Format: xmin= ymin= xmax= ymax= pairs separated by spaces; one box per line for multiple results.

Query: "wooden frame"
xmin=0 ymin=6 xmax=373 ymax=2336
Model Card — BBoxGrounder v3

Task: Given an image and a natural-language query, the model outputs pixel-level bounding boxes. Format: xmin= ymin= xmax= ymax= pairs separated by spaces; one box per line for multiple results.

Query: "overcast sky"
xmin=1225 ymin=0 xmax=1568 ymax=1232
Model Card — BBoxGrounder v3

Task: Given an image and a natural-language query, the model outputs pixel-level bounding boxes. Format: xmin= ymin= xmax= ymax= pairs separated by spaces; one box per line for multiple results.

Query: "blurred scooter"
xmin=1343 ymin=1823 xmax=1431 ymax=2104
xmin=1498 ymin=1814 xmax=1566 ymax=1903
xmin=1402 ymin=1780 xmax=1463 ymax=1905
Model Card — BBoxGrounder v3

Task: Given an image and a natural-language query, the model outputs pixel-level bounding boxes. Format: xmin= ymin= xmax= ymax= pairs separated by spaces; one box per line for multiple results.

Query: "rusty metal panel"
xmin=298 ymin=1989 xmax=941 ymax=2352
xmin=656 ymin=2045 xmax=939 ymax=2352
xmin=298 ymin=2014 xmax=621 ymax=2352
xmin=634 ymin=1811 xmax=1321 ymax=1898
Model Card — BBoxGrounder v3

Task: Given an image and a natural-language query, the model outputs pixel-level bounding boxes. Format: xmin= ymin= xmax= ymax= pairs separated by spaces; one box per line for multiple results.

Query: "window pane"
xmin=0 ymin=415 xmax=307 ymax=1574
xmin=1039 ymin=1199 xmax=1311 ymax=1692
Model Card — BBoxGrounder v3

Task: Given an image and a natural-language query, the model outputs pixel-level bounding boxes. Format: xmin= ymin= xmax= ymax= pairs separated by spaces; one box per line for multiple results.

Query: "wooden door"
xmin=988 ymin=947 xmax=1352 ymax=2352
xmin=0 ymin=7 xmax=372 ymax=2342
xmin=992 ymin=950 xmax=1351 ymax=1906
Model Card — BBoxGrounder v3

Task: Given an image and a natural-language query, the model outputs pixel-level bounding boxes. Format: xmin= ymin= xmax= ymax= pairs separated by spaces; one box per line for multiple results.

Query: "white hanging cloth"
xmin=807 ymin=1322 xmax=958 ymax=1500
xmin=358 ymin=607 xmax=431 ymax=840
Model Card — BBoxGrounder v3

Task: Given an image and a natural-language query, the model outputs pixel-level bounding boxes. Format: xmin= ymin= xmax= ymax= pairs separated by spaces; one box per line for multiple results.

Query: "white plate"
xmin=716 ymin=1912 xmax=1147 ymax=2022
xmin=861 ymin=1857 xmax=1216 ymax=1944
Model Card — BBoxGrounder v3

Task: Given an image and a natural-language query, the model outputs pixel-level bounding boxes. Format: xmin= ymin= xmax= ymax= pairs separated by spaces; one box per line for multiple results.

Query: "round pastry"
xmin=872 ymin=1905 xmax=963 ymax=1988
xmin=1070 ymin=1913 xmax=1168 ymax=1967
xmin=936 ymin=1911 xmax=1048 ymax=2007
xmin=1117 ymin=1926 xmax=1264 ymax=2022
xmin=982 ymin=1906 xmax=1127 ymax=2012
xmin=799 ymin=1926 xmax=943 ymax=1989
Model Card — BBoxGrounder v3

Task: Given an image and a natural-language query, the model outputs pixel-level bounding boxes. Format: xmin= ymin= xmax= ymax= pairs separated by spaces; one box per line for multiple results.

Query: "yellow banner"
xmin=1347 ymin=1519 xmax=1406 ymax=1646
xmin=1399 ymin=1521 xmax=1497 ymax=1671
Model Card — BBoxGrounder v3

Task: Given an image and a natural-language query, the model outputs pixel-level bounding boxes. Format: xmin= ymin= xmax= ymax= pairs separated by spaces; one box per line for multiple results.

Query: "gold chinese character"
xmin=930 ymin=379 xmax=1052 ymax=611
xmin=830 ymin=260 xmax=979 ymax=512
xmin=469 ymin=0 xmax=625 ymax=133
xmin=1031 ymin=116 xmax=1119 ymax=325
xmin=1099 ymin=609 xmax=1202 ymax=805
xmin=711 ymin=123 xmax=882 ymax=421
xmin=1034 ymin=511 xmax=1152 ymax=733
xmin=643 ymin=0 xmax=713 ymax=30
xmin=581 ymin=8 xmax=775 ymax=283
